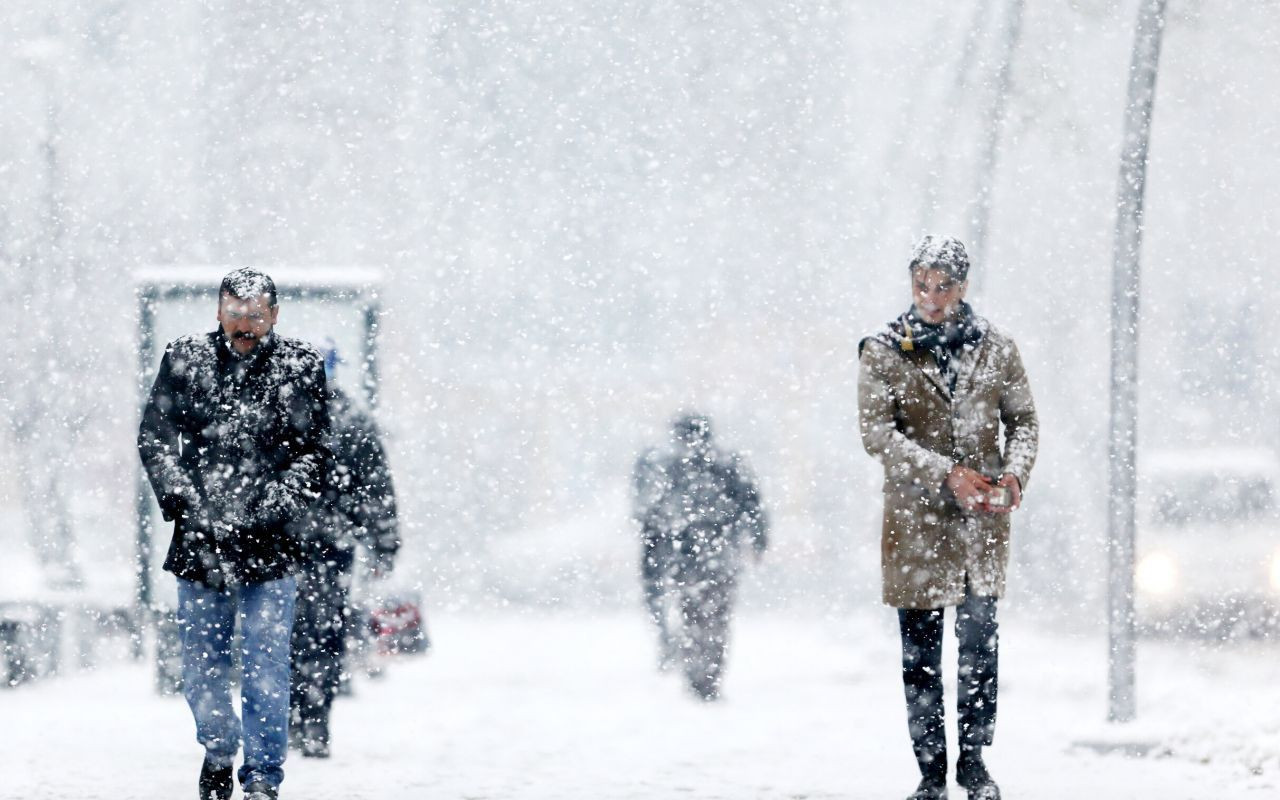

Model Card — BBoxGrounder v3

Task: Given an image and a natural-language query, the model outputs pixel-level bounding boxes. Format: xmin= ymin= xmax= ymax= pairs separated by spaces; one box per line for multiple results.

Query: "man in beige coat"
xmin=858 ymin=235 xmax=1037 ymax=800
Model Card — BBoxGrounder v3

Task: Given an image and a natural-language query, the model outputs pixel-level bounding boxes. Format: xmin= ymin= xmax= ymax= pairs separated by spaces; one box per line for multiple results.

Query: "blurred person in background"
xmin=139 ymin=268 xmax=330 ymax=800
xmin=288 ymin=346 xmax=399 ymax=759
xmin=857 ymin=235 xmax=1038 ymax=800
xmin=631 ymin=412 xmax=768 ymax=700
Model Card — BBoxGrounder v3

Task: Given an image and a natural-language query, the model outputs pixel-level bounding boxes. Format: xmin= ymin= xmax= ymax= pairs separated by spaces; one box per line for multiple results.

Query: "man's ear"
xmin=269 ymin=305 xmax=280 ymax=325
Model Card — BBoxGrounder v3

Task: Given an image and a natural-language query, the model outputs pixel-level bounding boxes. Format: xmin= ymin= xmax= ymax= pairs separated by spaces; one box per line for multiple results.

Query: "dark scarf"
xmin=874 ymin=301 xmax=983 ymax=392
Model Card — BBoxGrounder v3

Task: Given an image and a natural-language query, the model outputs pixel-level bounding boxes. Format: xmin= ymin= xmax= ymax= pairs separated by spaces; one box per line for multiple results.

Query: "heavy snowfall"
xmin=2 ymin=1 xmax=1280 ymax=798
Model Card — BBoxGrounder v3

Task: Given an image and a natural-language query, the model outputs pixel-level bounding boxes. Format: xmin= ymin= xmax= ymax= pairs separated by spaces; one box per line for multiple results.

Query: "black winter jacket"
xmin=289 ymin=386 xmax=400 ymax=571
xmin=138 ymin=330 xmax=331 ymax=587
xmin=633 ymin=442 xmax=769 ymax=567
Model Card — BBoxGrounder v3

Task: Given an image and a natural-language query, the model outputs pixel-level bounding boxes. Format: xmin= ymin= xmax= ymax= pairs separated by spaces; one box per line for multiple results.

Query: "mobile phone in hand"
xmin=986 ymin=486 xmax=1013 ymax=508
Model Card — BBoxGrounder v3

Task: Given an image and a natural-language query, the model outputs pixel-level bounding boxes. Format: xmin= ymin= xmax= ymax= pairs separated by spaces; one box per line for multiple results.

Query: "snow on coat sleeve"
xmin=338 ymin=409 xmax=400 ymax=563
xmin=137 ymin=345 xmax=201 ymax=522
xmin=857 ymin=344 xmax=955 ymax=490
xmin=997 ymin=339 xmax=1038 ymax=490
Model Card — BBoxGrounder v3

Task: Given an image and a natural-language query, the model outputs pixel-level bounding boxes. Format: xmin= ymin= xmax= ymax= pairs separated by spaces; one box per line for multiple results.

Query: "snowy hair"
xmin=908 ymin=235 xmax=970 ymax=282
xmin=219 ymin=267 xmax=278 ymax=307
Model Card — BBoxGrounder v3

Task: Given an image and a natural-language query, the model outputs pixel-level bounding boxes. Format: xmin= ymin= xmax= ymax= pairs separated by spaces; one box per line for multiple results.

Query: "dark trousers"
xmin=290 ymin=548 xmax=355 ymax=725
xmin=676 ymin=569 xmax=736 ymax=698
xmin=897 ymin=588 xmax=998 ymax=778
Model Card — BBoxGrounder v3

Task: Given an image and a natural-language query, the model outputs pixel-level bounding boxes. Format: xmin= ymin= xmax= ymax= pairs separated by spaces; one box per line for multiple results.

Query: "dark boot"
xmin=957 ymin=749 xmax=1000 ymax=800
xmin=688 ymin=674 xmax=721 ymax=702
xmin=197 ymin=757 xmax=233 ymax=800
xmin=906 ymin=774 xmax=948 ymax=800
xmin=301 ymin=709 xmax=331 ymax=758
xmin=288 ymin=706 xmax=304 ymax=751
xmin=243 ymin=781 xmax=279 ymax=800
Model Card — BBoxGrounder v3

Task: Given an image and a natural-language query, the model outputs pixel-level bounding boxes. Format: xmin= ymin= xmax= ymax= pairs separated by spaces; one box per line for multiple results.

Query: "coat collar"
xmin=946 ymin=315 xmax=991 ymax=398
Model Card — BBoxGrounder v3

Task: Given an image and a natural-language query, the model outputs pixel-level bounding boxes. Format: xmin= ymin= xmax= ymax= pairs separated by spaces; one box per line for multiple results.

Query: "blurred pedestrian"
xmin=139 ymin=268 xmax=331 ymax=800
xmin=288 ymin=349 xmax=399 ymax=759
xmin=631 ymin=412 xmax=768 ymax=700
xmin=857 ymin=236 xmax=1038 ymax=800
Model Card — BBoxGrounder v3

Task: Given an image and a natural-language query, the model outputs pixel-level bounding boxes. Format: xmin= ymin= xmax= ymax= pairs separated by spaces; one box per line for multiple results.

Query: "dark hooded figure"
xmin=632 ymin=412 xmax=768 ymax=700
xmin=138 ymin=268 xmax=331 ymax=800
xmin=288 ymin=353 xmax=399 ymax=760
xmin=858 ymin=236 xmax=1037 ymax=800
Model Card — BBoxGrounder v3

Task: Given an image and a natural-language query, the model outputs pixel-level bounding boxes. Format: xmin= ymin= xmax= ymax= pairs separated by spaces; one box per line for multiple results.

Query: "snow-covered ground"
xmin=3 ymin=610 xmax=1277 ymax=799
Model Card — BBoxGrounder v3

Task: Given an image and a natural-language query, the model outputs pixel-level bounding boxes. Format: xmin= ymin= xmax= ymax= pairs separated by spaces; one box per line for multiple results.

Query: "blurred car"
xmin=1136 ymin=447 xmax=1280 ymax=637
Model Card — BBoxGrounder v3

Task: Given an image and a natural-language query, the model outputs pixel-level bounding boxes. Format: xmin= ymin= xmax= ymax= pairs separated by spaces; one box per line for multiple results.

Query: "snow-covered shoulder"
xmin=975 ymin=317 xmax=1022 ymax=359
xmin=272 ymin=335 xmax=325 ymax=374
xmin=160 ymin=331 xmax=219 ymax=377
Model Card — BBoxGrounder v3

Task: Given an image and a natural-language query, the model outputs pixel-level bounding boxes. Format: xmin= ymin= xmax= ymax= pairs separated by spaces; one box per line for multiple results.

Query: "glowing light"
xmin=1135 ymin=552 xmax=1179 ymax=596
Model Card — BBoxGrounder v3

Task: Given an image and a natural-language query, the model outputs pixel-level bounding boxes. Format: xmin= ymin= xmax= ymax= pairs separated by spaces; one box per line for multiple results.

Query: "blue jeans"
xmin=177 ymin=576 xmax=296 ymax=789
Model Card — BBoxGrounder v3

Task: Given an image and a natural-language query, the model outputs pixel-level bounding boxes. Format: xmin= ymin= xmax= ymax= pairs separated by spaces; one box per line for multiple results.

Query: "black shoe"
xmin=302 ymin=718 xmax=331 ymax=758
xmin=243 ymin=781 xmax=279 ymax=800
xmin=906 ymin=775 xmax=948 ymax=800
xmin=688 ymin=676 xmax=721 ymax=702
xmin=197 ymin=758 xmax=233 ymax=800
xmin=957 ymin=752 xmax=1000 ymax=800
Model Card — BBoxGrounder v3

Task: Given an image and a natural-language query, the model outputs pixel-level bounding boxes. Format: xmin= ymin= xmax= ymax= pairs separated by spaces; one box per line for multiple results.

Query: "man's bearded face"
xmin=217 ymin=293 xmax=278 ymax=355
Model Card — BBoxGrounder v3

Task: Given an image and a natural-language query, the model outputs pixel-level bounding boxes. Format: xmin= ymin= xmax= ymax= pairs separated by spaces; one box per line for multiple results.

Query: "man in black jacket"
xmin=138 ymin=268 xmax=330 ymax=800
xmin=289 ymin=372 xmax=399 ymax=759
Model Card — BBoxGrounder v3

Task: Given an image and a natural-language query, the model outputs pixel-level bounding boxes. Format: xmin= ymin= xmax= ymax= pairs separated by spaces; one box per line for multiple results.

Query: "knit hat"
xmin=908 ymin=235 xmax=970 ymax=282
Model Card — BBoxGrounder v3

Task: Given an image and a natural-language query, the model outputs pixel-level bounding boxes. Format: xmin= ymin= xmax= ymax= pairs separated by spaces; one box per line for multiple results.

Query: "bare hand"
xmin=945 ymin=465 xmax=994 ymax=511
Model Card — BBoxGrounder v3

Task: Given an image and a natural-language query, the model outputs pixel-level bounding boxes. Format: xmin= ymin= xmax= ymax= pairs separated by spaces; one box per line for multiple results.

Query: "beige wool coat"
xmin=858 ymin=315 xmax=1038 ymax=609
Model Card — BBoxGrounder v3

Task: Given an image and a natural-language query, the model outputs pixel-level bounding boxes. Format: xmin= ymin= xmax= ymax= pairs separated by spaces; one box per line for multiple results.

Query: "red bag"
xmin=368 ymin=592 xmax=428 ymax=656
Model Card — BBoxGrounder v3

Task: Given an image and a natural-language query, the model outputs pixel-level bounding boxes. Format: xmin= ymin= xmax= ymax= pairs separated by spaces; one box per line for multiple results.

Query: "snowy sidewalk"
xmin=3 ymin=611 xmax=1276 ymax=799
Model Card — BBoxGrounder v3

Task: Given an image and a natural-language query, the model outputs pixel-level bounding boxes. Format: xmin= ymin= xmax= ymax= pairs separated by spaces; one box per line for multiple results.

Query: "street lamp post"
xmin=1108 ymin=0 xmax=1168 ymax=724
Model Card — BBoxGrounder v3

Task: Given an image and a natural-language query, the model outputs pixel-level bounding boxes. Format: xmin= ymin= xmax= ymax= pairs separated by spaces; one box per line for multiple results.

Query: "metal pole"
xmin=136 ymin=288 xmax=156 ymax=616
xmin=968 ymin=0 xmax=1025 ymax=288
xmin=1108 ymin=0 xmax=1167 ymax=724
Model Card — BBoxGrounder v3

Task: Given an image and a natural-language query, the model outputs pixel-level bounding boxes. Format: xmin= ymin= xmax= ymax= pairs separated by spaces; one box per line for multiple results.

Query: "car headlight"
xmin=1136 ymin=551 xmax=1179 ymax=596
